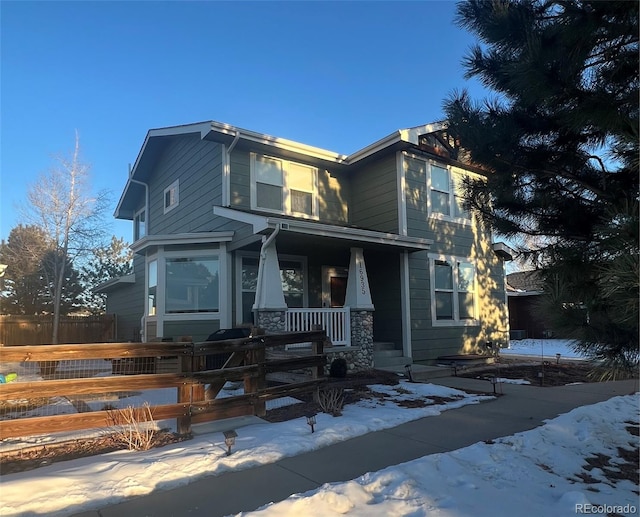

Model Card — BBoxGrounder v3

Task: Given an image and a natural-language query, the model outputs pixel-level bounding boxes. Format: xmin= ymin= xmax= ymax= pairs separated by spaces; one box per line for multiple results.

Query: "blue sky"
xmin=1 ymin=1 xmax=487 ymax=243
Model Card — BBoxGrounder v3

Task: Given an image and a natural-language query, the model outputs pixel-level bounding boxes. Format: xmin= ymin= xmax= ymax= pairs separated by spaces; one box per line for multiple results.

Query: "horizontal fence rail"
xmin=0 ymin=330 xmax=326 ymax=441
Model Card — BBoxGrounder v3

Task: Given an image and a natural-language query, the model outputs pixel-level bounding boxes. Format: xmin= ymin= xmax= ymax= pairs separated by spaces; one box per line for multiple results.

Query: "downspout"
xmin=129 ymin=174 xmax=149 ymax=240
xmin=223 ymin=132 xmax=241 ymax=206
xmin=129 ymin=166 xmax=149 ymax=342
xmin=252 ymin=223 xmax=282 ymax=322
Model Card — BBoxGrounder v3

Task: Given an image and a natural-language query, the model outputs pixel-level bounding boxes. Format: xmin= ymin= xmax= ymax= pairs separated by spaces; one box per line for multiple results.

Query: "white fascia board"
xmin=213 ymin=206 xmax=270 ymax=233
xmin=346 ymin=131 xmax=403 ymax=164
xmin=399 ymin=121 xmax=447 ymax=145
xmin=130 ymin=232 xmax=234 ymax=253
xmin=207 ymin=121 xmax=348 ymax=164
xmin=345 ymin=121 xmax=448 ymax=165
xmin=266 ymin=216 xmax=432 ymax=250
xmin=130 ymin=122 xmax=213 ymax=180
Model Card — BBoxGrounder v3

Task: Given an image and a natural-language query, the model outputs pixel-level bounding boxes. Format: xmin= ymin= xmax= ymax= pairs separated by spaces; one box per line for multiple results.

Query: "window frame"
xmin=235 ymin=252 xmax=308 ymax=324
xmin=250 ymin=153 xmax=319 ymax=219
xmin=163 ymin=179 xmax=179 ymax=214
xmin=429 ymin=254 xmax=479 ymax=327
xmin=164 ymin=254 xmax=220 ymax=314
xmin=134 ymin=207 xmax=146 ymax=241
xmin=414 ymin=157 xmax=471 ymax=224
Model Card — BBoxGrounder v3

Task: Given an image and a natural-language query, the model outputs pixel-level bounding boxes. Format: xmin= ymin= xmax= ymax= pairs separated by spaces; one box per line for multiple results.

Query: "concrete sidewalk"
xmin=72 ymin=377 xmax=637 ymax=517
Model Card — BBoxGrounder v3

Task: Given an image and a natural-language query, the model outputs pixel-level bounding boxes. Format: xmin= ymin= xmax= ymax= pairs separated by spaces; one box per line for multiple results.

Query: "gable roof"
xmin=114 ymin=120 xmax=453 ymax=219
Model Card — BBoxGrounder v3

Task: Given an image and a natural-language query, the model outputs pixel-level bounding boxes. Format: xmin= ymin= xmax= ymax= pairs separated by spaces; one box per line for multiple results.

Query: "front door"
xmin=322 ymin=266 xmax=348 ymax=307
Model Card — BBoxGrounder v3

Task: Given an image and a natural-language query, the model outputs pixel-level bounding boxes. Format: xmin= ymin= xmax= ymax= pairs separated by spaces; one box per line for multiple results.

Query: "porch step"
xmin=373 ymin=341 xmax=397 ymax=351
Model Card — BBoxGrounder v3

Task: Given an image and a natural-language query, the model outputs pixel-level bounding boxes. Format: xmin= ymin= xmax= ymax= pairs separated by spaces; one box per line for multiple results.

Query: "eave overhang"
xmin=213 ymin=207 xmax=432 ymax=251
xmin=130 ymin=231 xmax=235 ymax=254
xmin=94 ymin=274 xmax=135 ymax=294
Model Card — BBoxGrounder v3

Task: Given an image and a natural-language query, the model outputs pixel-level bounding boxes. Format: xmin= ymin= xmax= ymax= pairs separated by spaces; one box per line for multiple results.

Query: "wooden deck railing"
xmin=0 ymin=331 xmax=326 ymax=440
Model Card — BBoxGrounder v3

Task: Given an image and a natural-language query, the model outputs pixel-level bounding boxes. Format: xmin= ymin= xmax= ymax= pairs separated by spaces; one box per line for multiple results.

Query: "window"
xmin=165 ymin=256 xmax=219 ymax=313
xmin=164 ymin=180 xmax=179 ymax=214
xmin=430 ymin=165 xmax=451 ymax=216
xmin=251 ymin=154 xmax=317 ymax=217
xmin=240 ymin=255 xmax=305 ymax=323
xmin=134 ymin=208 xmax=146 ymax=241
xmin=147 ymin=259 xmax=157 ymax=316
xmin=431 ymin=256 xmax=477 ymax=325
xmin=423 ymin=160 xmax=471 ymax=221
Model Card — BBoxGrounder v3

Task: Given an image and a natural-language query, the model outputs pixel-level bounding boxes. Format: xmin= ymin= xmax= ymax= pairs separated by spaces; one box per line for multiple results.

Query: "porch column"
xmin=253 ymin=235 xmax=287 ymax=332
xmin=344 ymin=247 xmax=374 ymax=370
xmin=344 ymin=247 xmax=374 ymax=310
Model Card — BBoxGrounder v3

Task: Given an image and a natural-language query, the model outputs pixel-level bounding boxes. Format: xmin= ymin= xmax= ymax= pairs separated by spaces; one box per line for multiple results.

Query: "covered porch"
xmin=217 ymin=207 xmax=433 ymax=371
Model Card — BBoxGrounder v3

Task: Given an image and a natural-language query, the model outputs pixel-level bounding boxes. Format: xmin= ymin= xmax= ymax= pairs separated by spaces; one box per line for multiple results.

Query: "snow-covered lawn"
xmin=0 ymin=381 xmax=491 ymax=516
xmin=239 ymin=394 xmax=639 ymax=517
xmin=502 ymin=338 xmax=585 ymax=359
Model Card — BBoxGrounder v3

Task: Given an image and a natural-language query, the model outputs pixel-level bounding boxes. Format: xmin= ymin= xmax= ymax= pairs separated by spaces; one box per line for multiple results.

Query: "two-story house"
xmin=100 ymin=120 xmax=512 ymax=370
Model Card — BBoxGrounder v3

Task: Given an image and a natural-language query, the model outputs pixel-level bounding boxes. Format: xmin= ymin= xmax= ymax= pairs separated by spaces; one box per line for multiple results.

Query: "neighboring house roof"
xmin=94 ymin=274 xmax=135 ymax=294
xmin=506 ymin=270 xmax=544 ymax=295
xmin=115 ymin=120 xmax=460 ymax=220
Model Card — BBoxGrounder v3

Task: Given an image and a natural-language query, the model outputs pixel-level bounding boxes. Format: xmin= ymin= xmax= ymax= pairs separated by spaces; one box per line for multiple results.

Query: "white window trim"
xmin=249 ymin=153 xmax=319 ymax=219
xmin=163 ymin=179 xmax=179 ymax=214
xmin=429 ymin=253 xmax=479 ymax=327
xmin=145 ymin=245 xmax=228 ymax=338
xmin=402 ymin=153 xmax=474 ymax=226
xmin=134 ymin=207 xmax=146 ymax=241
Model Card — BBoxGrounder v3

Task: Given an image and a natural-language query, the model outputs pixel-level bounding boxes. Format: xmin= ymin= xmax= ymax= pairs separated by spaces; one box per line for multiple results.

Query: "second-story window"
xmin=164 ymin=179 xmax=179 ymax=214
xmin=251 ymin=154 xmax=318 ymax=218
xmin=427 ymin=162 xmax=471 ymax=221
xmin=134 ymin=208 xmax=146 ymax=241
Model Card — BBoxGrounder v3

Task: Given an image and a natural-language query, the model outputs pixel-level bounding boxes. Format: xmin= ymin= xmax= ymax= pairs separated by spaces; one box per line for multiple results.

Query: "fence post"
xmin=177 ymin=343 xmax=194 ymax=435
xmin=244 ymin=329 xmax=266 ymax=417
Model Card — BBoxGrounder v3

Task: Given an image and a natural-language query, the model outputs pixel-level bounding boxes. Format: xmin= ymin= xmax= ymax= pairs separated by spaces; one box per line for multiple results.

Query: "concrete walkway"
xmin=72 ymin=377 xmax=637 ymax=517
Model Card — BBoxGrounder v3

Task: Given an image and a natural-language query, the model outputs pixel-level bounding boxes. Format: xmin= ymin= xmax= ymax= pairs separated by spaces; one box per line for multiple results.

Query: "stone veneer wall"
xmin=256 ymin=309 xmax=374 ymax=373
xmin=324 ymin=310 xmax=374 ymax=373
xmin=255 ymin=310 xmax=286 ymax=332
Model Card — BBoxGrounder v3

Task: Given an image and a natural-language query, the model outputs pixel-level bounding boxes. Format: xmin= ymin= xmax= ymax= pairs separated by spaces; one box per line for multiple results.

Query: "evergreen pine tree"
xmin=444 ymin=0 xmax=638 ymax=374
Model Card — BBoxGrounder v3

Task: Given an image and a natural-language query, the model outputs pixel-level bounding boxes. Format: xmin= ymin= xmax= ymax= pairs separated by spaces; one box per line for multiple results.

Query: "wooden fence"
xmin=0 ymin=315 xmax=116 ymax=345
xmin=0 ymin=330 xmax=326 ymax=440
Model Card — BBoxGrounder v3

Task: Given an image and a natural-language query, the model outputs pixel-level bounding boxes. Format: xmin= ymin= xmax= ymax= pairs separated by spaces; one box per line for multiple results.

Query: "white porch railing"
xmin=285 ymin=307 xmax=351 ymax=347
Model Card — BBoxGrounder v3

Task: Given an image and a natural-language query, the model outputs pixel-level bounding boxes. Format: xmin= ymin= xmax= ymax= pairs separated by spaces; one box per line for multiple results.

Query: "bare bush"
xmin=318 ymin=387 xmax=344 ymax=416
xmin=106 ymin=402 xmax=156 ymax=451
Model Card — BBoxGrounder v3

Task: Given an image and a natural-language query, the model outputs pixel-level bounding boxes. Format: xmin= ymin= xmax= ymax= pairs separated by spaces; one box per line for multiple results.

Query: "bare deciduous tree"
xmin=22 ymin=131 xmax=110 ymax=342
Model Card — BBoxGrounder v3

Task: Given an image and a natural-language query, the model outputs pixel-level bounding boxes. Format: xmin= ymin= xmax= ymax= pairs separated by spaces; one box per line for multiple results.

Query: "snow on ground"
xmin=0 ymin=382 xmax=491 ymax=516
xmin=3 ymin=340 xmax=635 ymax=517
xmin=237 ymin=394 xmax=639 ymax=517
xmin=502 ymin=338 xmax=585 ymax=359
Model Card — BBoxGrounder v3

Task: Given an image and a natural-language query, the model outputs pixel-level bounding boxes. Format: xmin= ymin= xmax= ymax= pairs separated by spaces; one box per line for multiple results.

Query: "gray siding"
xmin=403 ymin=155 xmax=509 ymax=363
xmin=229 ymin=150 xmax=350 ymax=225
xmin=318 ymin=168 xmax=349 ymax=224
xmin=229 ymin=150 xmax=251 ymax=210
xmin=147 ymin=136 xmax=223 ymax=235
xmin=105 ymin=255 xmax=145 ymax=342
xmin=350 ymin=154 xmax=398 ymax=232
